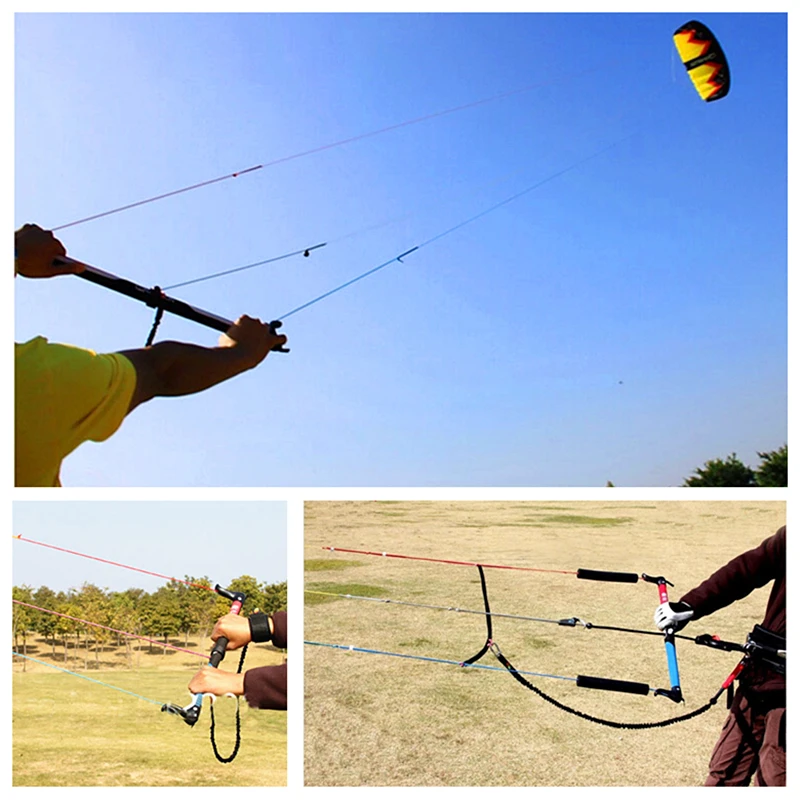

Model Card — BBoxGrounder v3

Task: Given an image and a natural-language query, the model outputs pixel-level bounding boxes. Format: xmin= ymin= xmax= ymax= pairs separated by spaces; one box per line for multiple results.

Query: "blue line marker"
xmin=304 ymin=641 xmax=576 ymax=683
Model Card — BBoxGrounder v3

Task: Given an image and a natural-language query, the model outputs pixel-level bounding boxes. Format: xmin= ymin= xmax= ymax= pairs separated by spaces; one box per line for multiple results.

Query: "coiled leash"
xmin=209 ymin=642 xmax=249 ymax=763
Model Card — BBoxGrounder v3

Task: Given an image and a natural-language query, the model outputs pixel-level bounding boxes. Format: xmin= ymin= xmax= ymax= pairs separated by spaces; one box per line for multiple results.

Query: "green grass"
xmin=13 ymin=668 xmax=286 ymax=786
xmin=396 ymin=637 xmax=437 ymax=649
xmin=455 ymin=515 xmax=634 ymax=528
xmin=304 ymin=558 xmax=363 ymax=571
xmin=539 ymin=515 xmax=634 ymax=526
xmin=304 ymin=583 xmax=389 ymax=605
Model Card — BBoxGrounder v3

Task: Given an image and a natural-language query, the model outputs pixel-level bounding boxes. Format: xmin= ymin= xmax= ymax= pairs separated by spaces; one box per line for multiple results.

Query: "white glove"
xmin=654 ymin=601 xmax=694 ymax=632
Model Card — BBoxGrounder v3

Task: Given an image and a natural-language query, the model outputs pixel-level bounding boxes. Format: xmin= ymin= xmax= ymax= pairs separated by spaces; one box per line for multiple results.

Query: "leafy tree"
xmin=109 ymin=590 xmax=141 ymax=666
xmin=12 ymin=586 xmax=35 ymax=660
xmin=31 ymin=585 xmax=60 ymax=653
xmin=261 ymin=581 xmax=287 ymax=614
xmin=13 ymin=567 xmax=284 ymax=669
xmin=755 ymin=445 xmax=788 ymax=487
xmin=76 ymin=583 xmax=112 ymax=668
xmin=683 ymin=453 xmax=756 ymax=487
xmin=57 ymin=591 xmax=83 ymax=664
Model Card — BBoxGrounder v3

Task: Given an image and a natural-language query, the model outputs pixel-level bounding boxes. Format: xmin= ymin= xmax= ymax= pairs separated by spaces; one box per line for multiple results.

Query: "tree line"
xmin=682 ymin=444 xmax=787 ymax=487
xmin=12 ymin=574 xmax=286 ymax=670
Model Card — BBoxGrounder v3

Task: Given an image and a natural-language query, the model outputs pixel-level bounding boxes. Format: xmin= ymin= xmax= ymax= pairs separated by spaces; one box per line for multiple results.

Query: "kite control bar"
xmin=575 ymin=568 xmax=683 ymax=703
xmin=56 ymin=257 xmax=288 ymax=351
xmin=161 ymin=584 xmax=246 ymax=726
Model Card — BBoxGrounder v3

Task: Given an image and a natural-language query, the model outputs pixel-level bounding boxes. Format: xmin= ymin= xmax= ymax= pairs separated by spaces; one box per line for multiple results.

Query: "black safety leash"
xmin=209 ymin=643 xmax=249 ymax=763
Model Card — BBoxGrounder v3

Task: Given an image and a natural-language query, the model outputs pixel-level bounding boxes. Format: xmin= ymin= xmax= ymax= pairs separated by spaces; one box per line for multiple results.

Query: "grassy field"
xmin=304 ymin=500 xmax=785 ymax=786
xmin=12 ymin=636 xmax=287 ymax=786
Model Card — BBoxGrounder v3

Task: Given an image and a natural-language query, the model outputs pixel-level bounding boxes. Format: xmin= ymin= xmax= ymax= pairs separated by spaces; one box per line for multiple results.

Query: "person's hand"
xmin=211 ymin=613 xmax=253 ymax=650
xmin=654 ymin=601 xmax=694 ymax=632
xmin=218 ymin=315 xmax=287 ymax=367
xmin=188 ymin=666 xmax=245 ymax=697
xmin=14 ymin=224 xmax=79 ymax=278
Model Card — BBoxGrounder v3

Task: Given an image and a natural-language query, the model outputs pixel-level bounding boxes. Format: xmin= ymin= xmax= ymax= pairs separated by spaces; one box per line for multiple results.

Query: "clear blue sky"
xmin=12 ymin=501 xmax=287 ymax=592
xmin=14 ymin=12 xmax=787 ymax=487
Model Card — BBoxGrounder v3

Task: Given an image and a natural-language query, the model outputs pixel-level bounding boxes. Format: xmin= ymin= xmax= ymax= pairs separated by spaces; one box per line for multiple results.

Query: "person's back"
xmin=15 ymin=337 xmax=136 ymax=486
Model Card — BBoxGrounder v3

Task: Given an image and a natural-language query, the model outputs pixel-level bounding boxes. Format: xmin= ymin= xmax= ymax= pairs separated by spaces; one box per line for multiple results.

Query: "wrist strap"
xmin=249 ymin=612 xmax=272 ymax=643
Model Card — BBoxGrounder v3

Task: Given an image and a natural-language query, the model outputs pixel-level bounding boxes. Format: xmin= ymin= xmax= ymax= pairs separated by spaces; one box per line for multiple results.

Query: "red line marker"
xmin=323 ymin=546 xmax=576 ymax=575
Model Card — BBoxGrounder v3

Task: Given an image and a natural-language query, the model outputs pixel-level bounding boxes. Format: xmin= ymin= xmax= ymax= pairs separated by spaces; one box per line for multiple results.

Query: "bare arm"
xmin=120 ymin=315 xmax=287 ymax=412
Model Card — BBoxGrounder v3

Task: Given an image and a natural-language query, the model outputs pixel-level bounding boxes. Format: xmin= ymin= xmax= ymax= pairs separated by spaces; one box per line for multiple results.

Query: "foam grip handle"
xmin=576 ymin=568 xmax=640 ymax=584
xmin=208 ymin=636 xmax=229 ymax=668
xmin=577 ymin=674 xmax=651 ymax=696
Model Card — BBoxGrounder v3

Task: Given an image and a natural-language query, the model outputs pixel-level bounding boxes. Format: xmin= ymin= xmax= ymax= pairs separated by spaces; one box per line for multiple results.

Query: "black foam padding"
xmin=577 ymin=674 xmax=651 ymax=696
xmin=577 ymin=568 xmax=640 ymax=583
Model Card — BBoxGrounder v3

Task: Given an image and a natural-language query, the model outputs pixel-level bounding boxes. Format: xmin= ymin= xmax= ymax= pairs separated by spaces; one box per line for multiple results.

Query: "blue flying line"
xmin=304 ymin=641 xmax=577 ymax=683
xmin=12 ymin=652 xmax=164 ymax=706
xmin=278 ymin=133 xmax=633 ymax=321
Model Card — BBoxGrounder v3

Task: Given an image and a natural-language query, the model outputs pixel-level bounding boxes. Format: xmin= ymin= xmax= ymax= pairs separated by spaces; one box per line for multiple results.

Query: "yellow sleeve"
xmin=15 ymin=337 xmax=137 ymax=486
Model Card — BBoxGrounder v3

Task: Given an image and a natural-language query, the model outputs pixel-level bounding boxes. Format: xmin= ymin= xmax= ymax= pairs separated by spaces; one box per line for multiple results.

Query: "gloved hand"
xmin=654 ymin=601 xmax=694 ymax=632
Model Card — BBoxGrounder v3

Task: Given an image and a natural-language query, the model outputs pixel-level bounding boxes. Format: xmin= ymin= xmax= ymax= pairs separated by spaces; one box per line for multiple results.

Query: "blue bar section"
xmin=665 ymin=637 xmax=681 ymax=689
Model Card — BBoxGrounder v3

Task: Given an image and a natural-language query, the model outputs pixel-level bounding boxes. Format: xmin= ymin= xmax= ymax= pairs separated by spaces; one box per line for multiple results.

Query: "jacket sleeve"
xmin=242 ymin=611 xmax=288 ymax=710
xmin=680 ymin=526 xmax=785 ymax=621
xmin=243 ymin=663 xmax=287 ymax=710
xmin=270 ymin=611 xmax=287 ymax=649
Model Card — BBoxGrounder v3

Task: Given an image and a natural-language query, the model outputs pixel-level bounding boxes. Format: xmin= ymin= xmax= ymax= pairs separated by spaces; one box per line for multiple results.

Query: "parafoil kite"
xmin=673 ymin=20 xmax=730 ymax=102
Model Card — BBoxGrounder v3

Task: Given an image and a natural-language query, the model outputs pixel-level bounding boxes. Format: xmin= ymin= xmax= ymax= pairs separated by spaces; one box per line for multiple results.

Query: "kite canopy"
xmin=673 ymin=20 xmax=730 ymax=102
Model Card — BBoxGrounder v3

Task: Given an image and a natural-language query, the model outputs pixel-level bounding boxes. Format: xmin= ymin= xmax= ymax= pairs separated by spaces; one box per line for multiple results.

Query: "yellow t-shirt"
xmin=15 ymin=337 xmax=137 ymax=486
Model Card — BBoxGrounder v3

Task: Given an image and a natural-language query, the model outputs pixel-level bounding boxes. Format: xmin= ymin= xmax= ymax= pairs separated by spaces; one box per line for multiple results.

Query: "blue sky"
xmin=12 ymin=501 xmax=288 ymax=592
xmin=14 ymin=12 xmax=787 ymax=487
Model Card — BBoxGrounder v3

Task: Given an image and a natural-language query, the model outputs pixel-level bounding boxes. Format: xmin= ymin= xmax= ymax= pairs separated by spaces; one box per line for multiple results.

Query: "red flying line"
xmin=52 ymin=165 xmax=263 ymax=231
xmin=50 ymin=65 xmax=611 ymax=232
xmin=12 ymin=600 xmax=208 ymax=658
xmin=323 ymin=547 xmax=577 ymax=575
xmin=13 ymin=536 xmax=215 ymax=591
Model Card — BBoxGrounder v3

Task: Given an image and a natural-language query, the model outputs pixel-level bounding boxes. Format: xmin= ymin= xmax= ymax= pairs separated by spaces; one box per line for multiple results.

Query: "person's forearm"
xmin=680 ymin=529 xmax=785 ymax=620
xmin=121 ymin=340 xmax=258 ymax=398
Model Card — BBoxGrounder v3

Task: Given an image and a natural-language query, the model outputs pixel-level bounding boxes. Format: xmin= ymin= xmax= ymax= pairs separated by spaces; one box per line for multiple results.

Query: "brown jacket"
xmin=243 ymin=611 xmax=287 ymax=710
xmin=681 ymin=526 xmax=785 ymax=693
